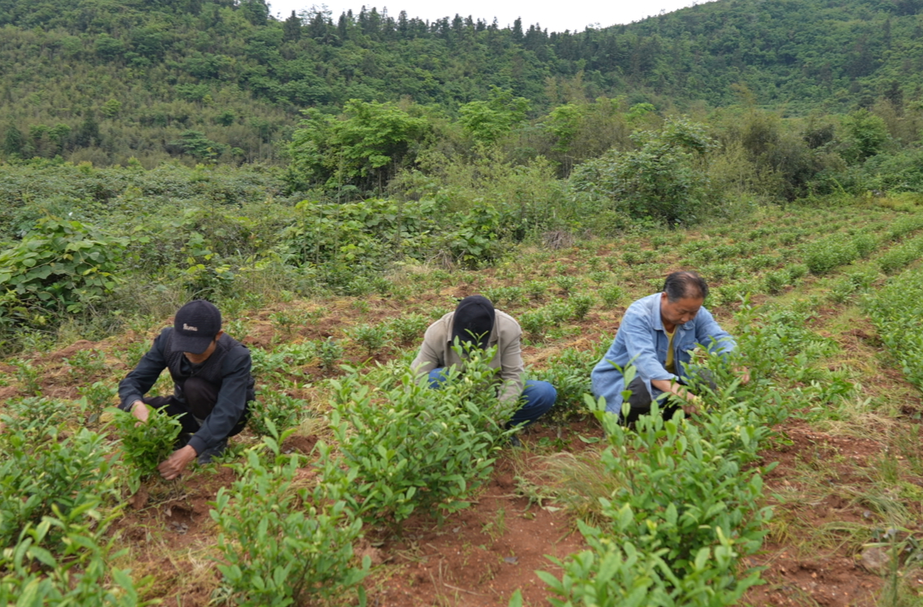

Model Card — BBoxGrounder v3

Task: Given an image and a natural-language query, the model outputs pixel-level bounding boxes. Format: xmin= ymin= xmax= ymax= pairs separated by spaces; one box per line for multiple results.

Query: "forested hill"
xmin=1 ymin=0 xmax=921 ymax=166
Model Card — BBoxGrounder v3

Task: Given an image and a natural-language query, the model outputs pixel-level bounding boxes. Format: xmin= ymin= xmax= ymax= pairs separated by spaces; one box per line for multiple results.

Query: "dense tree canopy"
xmin=1 ymin=0 xmax=923 ymax=167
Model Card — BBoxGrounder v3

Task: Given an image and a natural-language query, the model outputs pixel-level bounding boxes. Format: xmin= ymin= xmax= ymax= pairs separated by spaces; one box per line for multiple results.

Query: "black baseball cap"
xmin=172 ymin=300 xmax=222 ymax=354
xmin=451 ymin=295 xmax=495 ymax=350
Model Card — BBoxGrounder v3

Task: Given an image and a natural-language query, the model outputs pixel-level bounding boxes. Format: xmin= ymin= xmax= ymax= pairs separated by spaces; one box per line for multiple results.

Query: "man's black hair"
xmin=663 ymin=271 xmax=709 ymax=302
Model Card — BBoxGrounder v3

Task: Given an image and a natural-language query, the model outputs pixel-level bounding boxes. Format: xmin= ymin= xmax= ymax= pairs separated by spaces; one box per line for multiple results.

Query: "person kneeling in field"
xmin=411 ymin=295 xmax=556 ymax=447
xmin=591 ymin=271 xmax=748 ymax=425
xmin=118 ymin=300 xmax=255 ymax=480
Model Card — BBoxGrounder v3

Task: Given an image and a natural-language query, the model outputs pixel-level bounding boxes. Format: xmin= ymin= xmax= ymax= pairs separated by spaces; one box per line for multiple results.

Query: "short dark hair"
xmin=663 ymin=271 xmax=708 ymax=302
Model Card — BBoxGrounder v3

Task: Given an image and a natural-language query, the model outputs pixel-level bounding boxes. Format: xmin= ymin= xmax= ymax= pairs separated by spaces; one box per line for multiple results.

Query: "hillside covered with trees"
xmin=2 ymin=0 xmax=923 ymax=167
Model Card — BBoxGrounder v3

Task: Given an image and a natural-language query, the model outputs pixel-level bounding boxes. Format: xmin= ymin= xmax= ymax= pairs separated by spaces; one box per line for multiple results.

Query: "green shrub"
xmin=803 ymin=236 xmax=858 ymax=274
xmin=865 ymin=268 xmax=923 ymax=391
xmin=112 ymin=406 xmax=182 ymax=491
xmin=519 ymin=309 xmax=550 ymax=341
xmin=322 ymin=350 xmax=511 ymax=527
xmin=763 ymin=270 xmax=789 ymax=294
xmin=0 ymin=421 xmax=117 ymax=546
xmin=0 ymin=217 xmax=127 ymax=326
xmin=387 ymin=313 xmax=429 ymax=346
xmin=212 ymin=427 xmax=368 ymax=607
xmin=878 ymin=235 xmax=923 ymax=275
xmin=599 ymin=284 xmax=625 ymax=308
xmin=317 ymin=337 xmax=343 ymax=371
xmin=568 ymin=119 xmax=714 ymax=225
xmin=77 ymin=382 xmax=118 ymax=426
xmin=539 ymin=367 xmax=772 ymax=607
xmin=570 ymin=293 xmax=595 ymax=320
xmin=347 ymin=323 xmax=391 ymax=357
xmin=248 ymin=389 xmax=305 ymax=437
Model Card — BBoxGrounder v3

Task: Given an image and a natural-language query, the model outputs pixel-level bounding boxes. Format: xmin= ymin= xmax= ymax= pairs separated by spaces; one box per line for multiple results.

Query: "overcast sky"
xmin=266 ymin=1 xmax=716 ymax=33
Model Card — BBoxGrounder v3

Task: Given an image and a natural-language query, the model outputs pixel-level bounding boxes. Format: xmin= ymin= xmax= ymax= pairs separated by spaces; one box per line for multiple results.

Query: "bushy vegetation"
xmin=212 ymin=425 xmax=368 ymax=607
xmin=0 ymin=399 xmax=147 ymax=605
xmin=321 ymin=348 xmax=514 ymax=528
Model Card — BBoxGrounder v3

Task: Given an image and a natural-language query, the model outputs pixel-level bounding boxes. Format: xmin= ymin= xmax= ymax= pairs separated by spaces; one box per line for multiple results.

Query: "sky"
xmin=266 ymin=0 xmax=715 ymax=33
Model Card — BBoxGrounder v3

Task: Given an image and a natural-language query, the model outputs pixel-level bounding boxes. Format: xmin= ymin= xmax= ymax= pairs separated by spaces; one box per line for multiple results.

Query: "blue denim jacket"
xmin=591 ymin=293 xmax=736 ymax=413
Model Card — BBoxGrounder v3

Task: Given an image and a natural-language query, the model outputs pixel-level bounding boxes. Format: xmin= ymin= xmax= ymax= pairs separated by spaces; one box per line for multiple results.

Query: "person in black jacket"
xmin=118 ymin=300 xmax=255 ymax=480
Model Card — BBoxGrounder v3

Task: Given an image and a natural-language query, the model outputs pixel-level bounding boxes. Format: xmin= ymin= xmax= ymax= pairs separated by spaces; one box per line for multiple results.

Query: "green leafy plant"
xmin=13 ymin=360 xmax=41 ymax=396
xmin=570 ymin=293 xmax=595 ymax=320
xmin=347 ymin=323 xmax=391 ymax=358
xmin=555 ymin=275 xmax=578 ymax=296
xmin=387 ymin=313 xmax=429 ymax=346
xmin=803 ymin=235 xmax=859 ymax=275
xmin=112 ymin=405 xmax=182 ymax=491
xmin=64 ymin=349 xmax=108 ymax=379
xmin=317 ymin=337 xmax=343 ymax=372
xmin=599 ymin=284 xmax=625 ymax=308
xmin=321 ymin=348 xmax=512 ymax=528
xmin=538 ymin=367 xmax=773 ymax=606
xmin=77 ymin=382 xmax=118 ymax=426
xmin=248 ymin=389 xmax=305 ymax=437
xmin=211 ymin=424 xmax=368 ymax=607
xmin=519 ymin=309 xmax=550 ymax=342
xmin=0 ymin=217 xmax=127 ymax=322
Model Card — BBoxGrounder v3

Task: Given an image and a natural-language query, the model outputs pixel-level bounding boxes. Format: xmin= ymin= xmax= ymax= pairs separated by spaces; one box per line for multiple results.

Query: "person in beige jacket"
xmin=412 ymin=295 xmax=556 ymax=443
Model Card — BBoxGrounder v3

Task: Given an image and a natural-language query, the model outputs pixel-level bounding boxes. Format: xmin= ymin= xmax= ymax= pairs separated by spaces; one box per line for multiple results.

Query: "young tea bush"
xmin=248 ymin=388 xmax=305 ymax=437
xmin=321 ymin=349 xmax=512 ymax=528
xmin=803 ymin=236 xmax=859 ymax=275
xmin=538 ymin=364 xmax=774 ymax=607
xmin=112 ymin=405 xmax=182 ymax=491
xmin=211 ymin=426 xmax=368 ymax=607
xmin=865 ymin=269 xmax=923 ymax=391
xmin=0 ymin=423 xmax=118 ymax=547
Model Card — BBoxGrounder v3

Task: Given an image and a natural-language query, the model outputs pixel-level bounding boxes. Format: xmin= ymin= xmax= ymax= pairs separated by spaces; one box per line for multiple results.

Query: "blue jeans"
xmin=426 ymin=368 xmax=556 ymax=429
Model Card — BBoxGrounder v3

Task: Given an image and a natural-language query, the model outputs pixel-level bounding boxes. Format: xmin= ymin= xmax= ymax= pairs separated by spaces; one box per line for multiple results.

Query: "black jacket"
xmin=118 ymin=327 xmax=254 ymax=454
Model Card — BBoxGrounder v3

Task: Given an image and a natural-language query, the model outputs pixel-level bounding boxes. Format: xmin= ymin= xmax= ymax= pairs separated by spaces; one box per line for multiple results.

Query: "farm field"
xmin=4 ymin=196 xmax=923 ymax=606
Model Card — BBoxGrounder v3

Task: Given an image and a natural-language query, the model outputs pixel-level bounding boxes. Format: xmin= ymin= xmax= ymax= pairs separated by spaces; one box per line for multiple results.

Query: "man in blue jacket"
xmin=118 ymin=300 xmax=255 ymax=480
xmin=591 ymin=271 xmax=745 ymax=423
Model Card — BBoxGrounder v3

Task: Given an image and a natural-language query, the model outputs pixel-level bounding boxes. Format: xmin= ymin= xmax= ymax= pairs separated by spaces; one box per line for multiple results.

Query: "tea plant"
xmin=599 ymin=284 xmax=625 ymax=308
xmin=64 ymin=349 xmax=109 ymax=380
xmin=0 ymin=521 xmax=147 ymax=606
xmin=519 ymin=309 xmax=550 ymax=342
xmin=530 ymin=347 xmax=596 ymax=418
xmin=317 ymin=337 xmax=344 ymax=371
xmin=804 ymin=236 xmax=859 ymax=275
xmin=248 ymin=388 xmax=305 ymax=436
xmin=763 ymin=269 xmax=789 ymax=294
xmin=77 ymin=381 xmax=118 ymax=426
xmin=269 ymin=309 xmax=300 ymax=337
xmin=538 ymin=366 xmax=773 ymax=606
xmin=0 ymin=422 xmax=118 ymax=546
xmin=878 ymin=235 xmax=923 ymax=275
xmin=212 ymin=424 xmax=368 ymax=607
xmin=387 ymin=313 xmax=429 ymax=346
xmin=865 ymin=268 xmax=923 ymax=390
xmin=555 ymin=275 xmax=578 ymax=296
xmin=13 ymin=360 xmax=41 ymax=396
xmin=525 ymin=280 xmax=549 ymax=301
xmin=347 ymin=323 xmax=391 ymax=357
xmin=322 ymin=349 xmax=511 ymax=528
xmin=570 ymin=293 xmax=595 ymax=320
xmin=112 ymin=405 xmax=183 ymax=491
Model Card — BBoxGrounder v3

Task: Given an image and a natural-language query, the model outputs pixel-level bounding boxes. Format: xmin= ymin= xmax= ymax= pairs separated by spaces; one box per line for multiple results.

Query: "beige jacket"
xmin=411 ymin=309 xmax=524 ymax=404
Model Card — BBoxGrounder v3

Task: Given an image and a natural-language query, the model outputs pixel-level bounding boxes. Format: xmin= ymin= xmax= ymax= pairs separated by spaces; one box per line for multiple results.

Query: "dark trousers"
xmin=621 ymin=370 xmax=716 ymax=425
xmin=143 ymin=377 xmax=247 ymax=438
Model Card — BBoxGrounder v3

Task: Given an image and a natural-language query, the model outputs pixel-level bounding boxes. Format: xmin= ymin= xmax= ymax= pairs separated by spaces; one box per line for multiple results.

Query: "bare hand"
xmin=158 ymin=445 xmax=197 ymax=480
xmin=682 ymin=394 xmax=702 ymax=417
xmin=131 ymin=401 xmax=149 ymax=424
xmin=735 ymin=366 xmax=751 ymax=385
